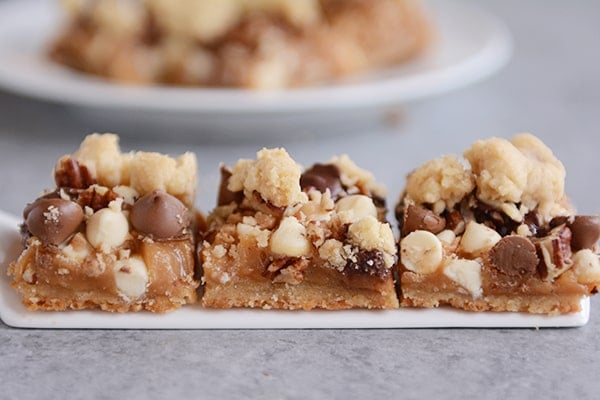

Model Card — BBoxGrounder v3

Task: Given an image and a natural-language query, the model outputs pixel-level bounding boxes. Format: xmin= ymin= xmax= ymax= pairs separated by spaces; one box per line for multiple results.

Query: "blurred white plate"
xmin=0 ymin=0 xmax=511 ymax=134
xmin=0 ymin=210 xmax=589 ymax=329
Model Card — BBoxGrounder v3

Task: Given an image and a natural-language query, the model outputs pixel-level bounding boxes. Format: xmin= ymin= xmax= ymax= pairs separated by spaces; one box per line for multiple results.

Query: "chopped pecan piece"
xmin=264 ymin=257 xmax=310 ymax=285
xmin=534 ymin=225 xmax=573 ymax=281
xmin=54 ymin=157 xmax=96 ymax=189
xmin=77 ymin=187 xmax=119 ymax=211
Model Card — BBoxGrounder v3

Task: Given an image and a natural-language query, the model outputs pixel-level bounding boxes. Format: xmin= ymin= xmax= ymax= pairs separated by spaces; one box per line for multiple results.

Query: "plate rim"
xmin=0 ymin=0 xmax=512 ymax=114
xmin=0 ymin=209 xmax=590 ymax=330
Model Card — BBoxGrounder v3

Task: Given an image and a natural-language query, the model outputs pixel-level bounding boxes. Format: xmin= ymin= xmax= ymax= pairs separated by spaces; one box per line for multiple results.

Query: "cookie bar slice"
xmin=396 ymin=133 xmax=600 ymax=314
xmin=200 ymin=148 xmax=398 ymax=309
xmin=50 ymin=0 xmax=430 ymax=88
xmin=9 ymin=134 xmax=199 ymax=312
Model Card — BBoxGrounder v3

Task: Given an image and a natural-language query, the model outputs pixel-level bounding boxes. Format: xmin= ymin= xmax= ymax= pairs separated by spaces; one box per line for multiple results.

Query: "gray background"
xmin=1 ymin=1 xmax=599 ymax=399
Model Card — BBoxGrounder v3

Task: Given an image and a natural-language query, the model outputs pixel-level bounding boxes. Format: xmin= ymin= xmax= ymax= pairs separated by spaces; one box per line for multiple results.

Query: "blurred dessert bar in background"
xmin=50 ymin=0 xmax=431 ymax=89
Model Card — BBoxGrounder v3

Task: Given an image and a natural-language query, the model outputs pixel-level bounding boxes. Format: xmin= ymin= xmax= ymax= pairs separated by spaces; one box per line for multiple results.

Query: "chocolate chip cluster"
xmin=22 ymin=158 xmax=191 ymax=250
xmin=210 ymin=152 xmax=396 ymax=284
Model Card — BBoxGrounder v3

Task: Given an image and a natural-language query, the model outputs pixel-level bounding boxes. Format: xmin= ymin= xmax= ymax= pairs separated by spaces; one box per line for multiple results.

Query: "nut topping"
xmin=24 ymin=198 xmax=84 ymax=245
xmin=54 ymin=156 xmax=96 ymax=189
xmin=264 ymin=257 xmax=310 ymax=285
xmin=534 ymin=225 xmax=573 ymax=281
xmin=443 ymin=209 xmax=465 ymax=235
xmin=77 ymin=186 xmax=119 ymax=211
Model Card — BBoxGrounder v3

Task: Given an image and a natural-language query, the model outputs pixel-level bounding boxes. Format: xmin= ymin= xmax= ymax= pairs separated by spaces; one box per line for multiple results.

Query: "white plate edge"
xmin=0 ymin=0 xmax=513 ymax=113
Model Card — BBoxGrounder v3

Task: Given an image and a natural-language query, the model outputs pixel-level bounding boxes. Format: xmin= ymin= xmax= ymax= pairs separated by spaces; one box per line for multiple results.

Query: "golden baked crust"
xmin=50 ymin=0 xmax=431 ymax=88
xmin=8 ymin=134 xmax=200 ymax=312
xmin=200 ymin=149 xmax=399 ymax=310
xmin=396 ymin=133 xmax=600 ymax=314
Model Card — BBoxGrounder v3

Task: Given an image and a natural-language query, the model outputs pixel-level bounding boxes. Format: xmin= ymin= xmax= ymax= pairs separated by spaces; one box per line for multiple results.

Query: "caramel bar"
xmin=50 ymin=0 xmax=430 ymax=88
xmin=200 ymin=148 xmax=399 ymax=309
xmin=395 ymin=134 xmax=600 ymax=314
xmin=8 ymin=134 xmax=199 ymax=312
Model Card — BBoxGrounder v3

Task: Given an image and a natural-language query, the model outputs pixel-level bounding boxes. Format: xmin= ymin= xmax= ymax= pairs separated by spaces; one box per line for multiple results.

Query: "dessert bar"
xmin=50 ymin=0 xmax=430 ymax=88
xmin=396 ymin=134 xmax=600 ymax=314
xmin=200 ymin=148 xmax=399 ymax=309
xmin=9 ymin=134 xmax=199 ymax=312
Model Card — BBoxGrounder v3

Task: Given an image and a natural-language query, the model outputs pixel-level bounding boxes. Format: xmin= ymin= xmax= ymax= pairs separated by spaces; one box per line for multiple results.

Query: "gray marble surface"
xmin=1 ymin=1 xmax=600 ymax=399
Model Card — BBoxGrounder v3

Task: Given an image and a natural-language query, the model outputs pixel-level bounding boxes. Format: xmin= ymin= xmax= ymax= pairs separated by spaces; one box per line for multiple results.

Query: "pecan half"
xmin=54 ymin=157 xmax=96 ymax=189
xmin=77 ymin=187 xmax=119 ymax=211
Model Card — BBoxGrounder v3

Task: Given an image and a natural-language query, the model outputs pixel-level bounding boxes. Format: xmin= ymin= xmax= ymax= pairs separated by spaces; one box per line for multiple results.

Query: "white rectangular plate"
xmin=0 ymin=210 xmax=589 ymax=329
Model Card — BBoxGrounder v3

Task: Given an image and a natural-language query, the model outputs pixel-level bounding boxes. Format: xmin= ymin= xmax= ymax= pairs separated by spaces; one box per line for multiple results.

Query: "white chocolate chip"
xmin=270 ymin=216 xmax=310 ymax=257
xmin=501 ymin=202 xmax=523 ymax=222
xmin=112 ymin=185 xmax=139 ymax=205
xmin=459 ymin=221 xmax=502 ymax=255
xmin=61 ymin=233 xmax=92 ymax=262
xmin=335 ymin=195 xmax=377 ymax=224
xmin=113 ymin=256 xmax=148 ymax=300
xmin=86 ymin=207 xmax=129 ymax=253
xmin=400 ymin=230 xmax=443 ymax=274
xmin=572 ymin=249 xmax=600 ymax=284
xmin=437 ymin=229 xmax=456 ymax=244
xmin=516 ymin=223 xmax=533 ymax=237
xmin=443 ymin=259 xmax=483 ymax=297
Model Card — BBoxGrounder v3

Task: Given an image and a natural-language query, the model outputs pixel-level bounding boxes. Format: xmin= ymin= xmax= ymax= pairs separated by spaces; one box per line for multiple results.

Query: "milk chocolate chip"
xmin=489 ymin=236 xmax=539 ymax=279
xmin=25 ymin=198 xmax=84 ymax=245
xmin=569 ymin=216 xmax=600 ymax=251
xmin=130 ymin=190 xmax=190 ymax=239
xmin=402 ymin=204 xmax=446 ymax=236
xmin=217 ymin=166 xmax=243 ymax=206
xmin=300 ymin=164 xmax=343 ymax=200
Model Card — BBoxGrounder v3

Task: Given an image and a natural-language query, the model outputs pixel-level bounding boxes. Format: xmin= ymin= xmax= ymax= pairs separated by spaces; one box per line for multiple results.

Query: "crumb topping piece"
xmin=228 ymin=148 xmax=307 ymax=208
xmin=69 ymin=0 xmax=322 ymax=42
xmin=405 ymin=155 xmax=474 ymax=210
xmin=64 ymin=133 xmax=197 ymax=207
xmin=464 ymin=134 xmax=565 ymax=217
xmin=403 ymin=133 xmax=568 ymax=223
xmin=329 ymin=155 xmax=387 ymax=198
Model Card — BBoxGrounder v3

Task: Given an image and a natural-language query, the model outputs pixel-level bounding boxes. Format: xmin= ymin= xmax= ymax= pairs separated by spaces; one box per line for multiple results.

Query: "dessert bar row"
xmin=9 ymin=133 xmax=600 ymax=314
